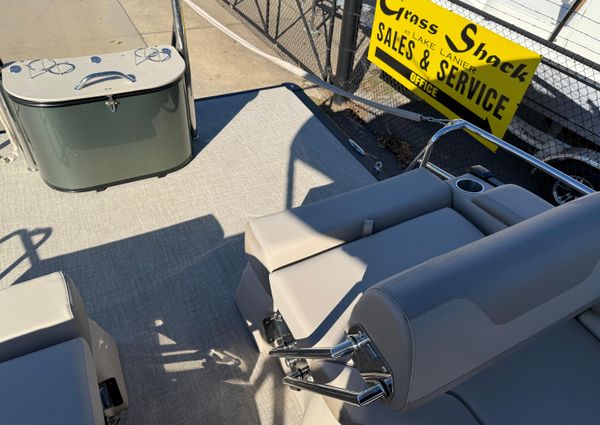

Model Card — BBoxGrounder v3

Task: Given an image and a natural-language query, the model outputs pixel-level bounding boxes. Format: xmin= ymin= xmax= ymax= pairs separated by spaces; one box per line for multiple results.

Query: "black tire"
xmin=534 ymin=160 xmax=600 ymax=205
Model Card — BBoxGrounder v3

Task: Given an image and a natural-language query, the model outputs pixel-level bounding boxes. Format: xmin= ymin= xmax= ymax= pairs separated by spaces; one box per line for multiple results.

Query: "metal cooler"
xmin=1 ymin=46 xmax=192 ymax=191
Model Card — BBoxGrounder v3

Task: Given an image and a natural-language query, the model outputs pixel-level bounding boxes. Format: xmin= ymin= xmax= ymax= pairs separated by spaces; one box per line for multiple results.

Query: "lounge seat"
xmin=0 ymin=272 xmax=128 ymax=424
xmin=236 ymin=167 xmax=600 ymax=424
xmin=237 ymin=169 xmax=553 ymax=350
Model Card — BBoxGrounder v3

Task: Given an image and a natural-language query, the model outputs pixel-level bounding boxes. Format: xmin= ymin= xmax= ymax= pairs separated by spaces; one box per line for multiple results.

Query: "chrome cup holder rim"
xmin=134 ymin=47 xmax=171 ymax=64
xmin=134 ymin=47 xmax=159 ymax=59
xmin=48 ymin=62 xmax=76 ymax=75
xmin=149 ymin=48 xmax=171 ymax=62
xmin=26 ymin=58 xmax=57 ymax=72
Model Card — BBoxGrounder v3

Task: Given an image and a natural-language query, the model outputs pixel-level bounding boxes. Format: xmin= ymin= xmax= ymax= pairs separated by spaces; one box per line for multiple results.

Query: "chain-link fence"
xmin=214 ymin=0 xmax=600 ymax=204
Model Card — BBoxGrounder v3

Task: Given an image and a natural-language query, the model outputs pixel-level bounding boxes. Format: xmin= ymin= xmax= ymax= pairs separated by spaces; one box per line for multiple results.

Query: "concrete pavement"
xmin=0 ymin=0 xmax=304 ymax=97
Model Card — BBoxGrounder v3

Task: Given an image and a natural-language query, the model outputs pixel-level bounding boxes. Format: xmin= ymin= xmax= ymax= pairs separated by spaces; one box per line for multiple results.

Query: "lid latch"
xmin=105 ymin=96 xmax=119 ymax=113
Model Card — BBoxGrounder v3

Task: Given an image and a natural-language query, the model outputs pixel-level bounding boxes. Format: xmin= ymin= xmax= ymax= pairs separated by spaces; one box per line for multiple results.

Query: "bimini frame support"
xmin=171 ymin=0 xmax=198 ymax=140
xmin=407 ymin=119 xmax=594 ymax=197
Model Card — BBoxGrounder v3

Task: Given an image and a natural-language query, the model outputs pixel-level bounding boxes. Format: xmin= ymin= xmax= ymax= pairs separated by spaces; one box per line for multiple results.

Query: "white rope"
xmin=183 ymin=0 xmax=429 ymax=123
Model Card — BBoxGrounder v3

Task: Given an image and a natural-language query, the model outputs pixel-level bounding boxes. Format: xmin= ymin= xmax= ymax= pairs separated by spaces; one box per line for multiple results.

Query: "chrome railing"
xmin=407 ymin=119 xmax=594 ymax=197
xmin=171 ymin=0 xmax=198 ymax=140
xmin=0 ymin=75 xmax=37 ymax=170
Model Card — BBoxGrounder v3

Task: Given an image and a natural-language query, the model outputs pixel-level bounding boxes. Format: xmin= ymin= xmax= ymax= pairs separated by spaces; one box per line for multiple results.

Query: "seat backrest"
xmin=350 ymin=191 xmax=600 ymax=412
xmin=245 ymin=168 xmax=451 ymax=289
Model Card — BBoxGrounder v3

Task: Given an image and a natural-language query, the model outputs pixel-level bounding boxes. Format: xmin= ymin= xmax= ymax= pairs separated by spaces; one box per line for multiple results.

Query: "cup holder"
xmin=455 ymin=178 xmax=485 ymax=193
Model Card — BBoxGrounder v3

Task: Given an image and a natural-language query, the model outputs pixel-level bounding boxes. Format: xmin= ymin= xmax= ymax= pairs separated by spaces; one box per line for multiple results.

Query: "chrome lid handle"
xmin=74 ymin=71 xmax=137 ymax=90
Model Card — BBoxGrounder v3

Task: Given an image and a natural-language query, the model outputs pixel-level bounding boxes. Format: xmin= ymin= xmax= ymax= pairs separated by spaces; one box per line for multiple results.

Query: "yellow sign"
xmin=368 ymin=0 xmax=542 ymax=141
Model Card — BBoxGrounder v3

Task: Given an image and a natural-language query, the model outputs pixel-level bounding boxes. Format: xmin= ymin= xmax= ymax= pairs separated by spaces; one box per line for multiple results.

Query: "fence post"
xmin=333 ymin=0 xmax=362 ymax=104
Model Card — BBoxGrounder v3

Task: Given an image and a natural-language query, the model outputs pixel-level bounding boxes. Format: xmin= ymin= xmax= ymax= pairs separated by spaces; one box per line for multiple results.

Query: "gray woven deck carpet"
xmin=0 ymin=85 xmax=375 ymax=425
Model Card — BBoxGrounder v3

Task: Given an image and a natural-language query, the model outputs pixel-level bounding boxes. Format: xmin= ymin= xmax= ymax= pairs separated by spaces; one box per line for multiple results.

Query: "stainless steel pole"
xmin=269 ymin=334 xmax=370 ymax=360
xmin=0 ymin=75 xmax=37 ymax=170
xmin=171 ymin=0 xmax=198 ymax=139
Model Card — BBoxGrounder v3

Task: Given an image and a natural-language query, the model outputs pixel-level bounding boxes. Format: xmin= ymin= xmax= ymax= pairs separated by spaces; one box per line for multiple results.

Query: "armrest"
xmin=89 ymin=319 xmax=129 ymax=416
xmin=245 ymin=168 xmax=450 ymax=280
xmin=449 ymin=179 xmax=553 ymax=235
xmin=472 ymin=184 xmax=552 ymax=226
xmin=350 ymin=192 xmax=600 ymax=412
xmin=0 ymin=272 xmax=92 ymax=363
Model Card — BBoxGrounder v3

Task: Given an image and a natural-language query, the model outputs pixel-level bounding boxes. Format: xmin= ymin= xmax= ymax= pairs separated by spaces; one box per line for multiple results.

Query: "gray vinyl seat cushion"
xmin=0 ymin=271 xmax=92 ymax=363
xmin=0 ymin=272 xmax=129 ymax=418
xmin=270 ymin=207 xmax=484 ymax=346
xmin=452 ymin=319 xmax=600 ymax=425
xmin=0 ymin=337 xmax=105 ymax=425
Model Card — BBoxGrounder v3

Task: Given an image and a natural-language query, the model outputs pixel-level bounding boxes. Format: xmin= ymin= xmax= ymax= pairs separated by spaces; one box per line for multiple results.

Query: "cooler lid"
xmin=2 ymin=46 xmax=185 ymax=103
